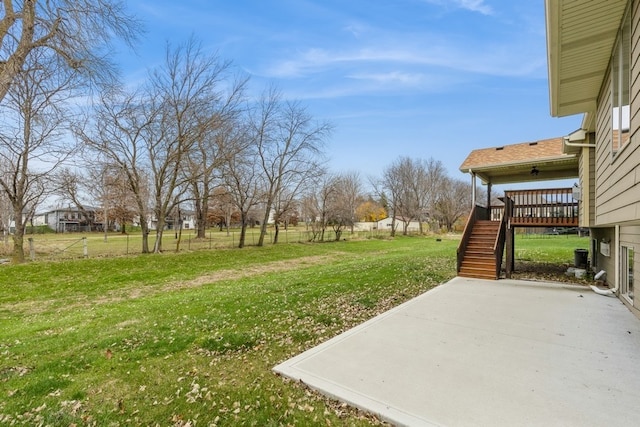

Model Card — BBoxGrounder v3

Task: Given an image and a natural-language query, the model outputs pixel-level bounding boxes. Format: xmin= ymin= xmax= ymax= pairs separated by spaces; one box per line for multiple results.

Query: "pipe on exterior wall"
xmin=469 ymin=170 xmax=476 ymax=207
xmin=563 ymin=139 xmax=595 ymax=148
xmin=590 ymin=226 xmax=620 ymax=296
xmin=563 ymin=134 xmax=595 ymax=148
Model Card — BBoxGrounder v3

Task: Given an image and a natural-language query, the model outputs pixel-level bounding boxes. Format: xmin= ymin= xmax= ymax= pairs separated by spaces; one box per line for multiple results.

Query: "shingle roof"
xmin=460 ymin=137 xmax=566 ymax=171
xmin=458 ymin=137 xmax=578 ymax=185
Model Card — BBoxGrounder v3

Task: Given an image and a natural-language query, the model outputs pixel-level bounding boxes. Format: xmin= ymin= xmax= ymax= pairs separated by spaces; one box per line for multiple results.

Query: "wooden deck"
xmin=458 ymin=187 xmax=579 ymax=279
xmin=492 ymin=188 xmax=579 ymax=228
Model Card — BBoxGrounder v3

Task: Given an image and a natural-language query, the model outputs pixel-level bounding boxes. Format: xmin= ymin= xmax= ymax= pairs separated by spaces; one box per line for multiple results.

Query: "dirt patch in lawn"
xmin=92 ymin=253 xmax=347 ymax=305
xmin=167 ymin=254 xmax=341 ymax=289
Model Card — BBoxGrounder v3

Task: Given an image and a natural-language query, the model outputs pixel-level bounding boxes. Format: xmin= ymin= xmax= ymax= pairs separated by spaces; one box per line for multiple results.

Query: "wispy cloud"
xmin=456 ymin=0 xmax=493 ymax=15
xmin=347 ymin=71 xmax=426 ymax=86
xmin=262 ymin=40 xmax=544 ymax=82
xmin=423 ymin=0 xmax=493 ymax=15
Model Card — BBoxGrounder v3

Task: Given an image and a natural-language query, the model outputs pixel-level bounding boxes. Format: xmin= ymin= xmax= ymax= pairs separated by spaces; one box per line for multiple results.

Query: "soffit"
xmin=546 ymin=0 xmax=627 ymax=117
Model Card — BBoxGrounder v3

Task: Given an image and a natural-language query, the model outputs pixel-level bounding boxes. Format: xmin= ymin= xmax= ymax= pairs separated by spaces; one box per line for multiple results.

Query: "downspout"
xmin=590 ymin=225 xmax=620 ymax=296
xmin=470 ymin=170 xmax=476 ymax=207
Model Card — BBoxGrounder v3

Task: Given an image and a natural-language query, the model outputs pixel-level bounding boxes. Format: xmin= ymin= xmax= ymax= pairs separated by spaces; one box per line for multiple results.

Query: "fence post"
xmin=83 ymin=237 xmax=88 ymax=258
xmin=28 ymin=238 xmax=35 ymax=261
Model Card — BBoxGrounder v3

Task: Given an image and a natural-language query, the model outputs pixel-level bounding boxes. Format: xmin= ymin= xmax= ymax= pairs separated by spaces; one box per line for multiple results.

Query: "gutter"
xmin=563 ymin=128 xmax=595 ymax=148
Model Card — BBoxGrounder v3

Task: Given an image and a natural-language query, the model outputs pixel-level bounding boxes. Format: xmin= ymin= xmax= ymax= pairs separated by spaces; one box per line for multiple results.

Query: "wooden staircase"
xmin=458 ymin=220 xmax=502 ymax=280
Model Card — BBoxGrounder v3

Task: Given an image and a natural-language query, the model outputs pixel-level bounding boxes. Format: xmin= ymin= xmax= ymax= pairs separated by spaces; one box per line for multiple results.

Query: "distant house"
xmin=146 ymin=210 xmax=196 ymax=231
xmin=375 ymin=217 xmax=421 ymax=233
xmin=33 ymin=207 xmax=98 ymax=233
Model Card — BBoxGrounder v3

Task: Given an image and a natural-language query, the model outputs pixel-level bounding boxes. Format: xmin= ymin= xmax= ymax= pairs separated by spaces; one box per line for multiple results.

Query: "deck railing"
xmin=500 ymin=188 xmax=578 ymax=227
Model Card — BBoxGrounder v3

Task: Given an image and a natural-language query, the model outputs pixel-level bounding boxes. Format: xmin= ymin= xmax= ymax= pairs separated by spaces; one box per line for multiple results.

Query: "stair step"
xmin=463 ymin=257 xmax=495 ymax=265
xmin=458 ymin=219 xmax=502 ymax=280
xmin=459 ymin=271 xmax=497 ymax=280
xmin=459 ymin=267 xmax=497 ymax=280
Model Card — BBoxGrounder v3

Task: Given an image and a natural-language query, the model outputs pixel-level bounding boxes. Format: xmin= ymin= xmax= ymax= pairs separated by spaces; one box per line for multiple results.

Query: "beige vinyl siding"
xmin=594 ymin=66 xmax=612 ymax=225
xmin=632 ymin=0 xmax=640 ymax=132
xmin=619 ymin=225 xmax=640 ymax=311
xmin=578 ymin=150 xmax=586 ymax=227
xmin=594 ymin=1 xmax=640 ymax=226
xmin=583 ymin=143 xmax=596 ymax=227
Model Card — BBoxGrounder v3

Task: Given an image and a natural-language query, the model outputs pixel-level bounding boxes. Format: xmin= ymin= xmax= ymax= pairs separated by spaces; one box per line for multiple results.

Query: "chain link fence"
xmin=2 ymin=227 xmax=399 ymax=261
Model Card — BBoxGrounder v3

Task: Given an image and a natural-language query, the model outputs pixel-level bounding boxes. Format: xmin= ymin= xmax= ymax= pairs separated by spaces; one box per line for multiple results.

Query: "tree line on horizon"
xmin=0 ymin=1 xmax=476 ymax=264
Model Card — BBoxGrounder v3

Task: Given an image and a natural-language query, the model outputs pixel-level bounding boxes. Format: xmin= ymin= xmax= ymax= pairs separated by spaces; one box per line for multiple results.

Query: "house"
xmin=33 ymin=207 xmax=98 ymax=233
xmin=545 ymin=0 xmax=639 ymax=315
xmin=456 ymin=1 xmax=638 ymax=317
xmin=146 ymin=210 xmax=197 ymax=231
xmin=375 ymin=217 xmax=421 ymax=233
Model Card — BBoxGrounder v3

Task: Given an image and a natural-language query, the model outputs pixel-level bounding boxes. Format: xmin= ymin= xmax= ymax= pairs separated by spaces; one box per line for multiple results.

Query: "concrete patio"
xmin=274 ymin=277 xmax=640 ymax=426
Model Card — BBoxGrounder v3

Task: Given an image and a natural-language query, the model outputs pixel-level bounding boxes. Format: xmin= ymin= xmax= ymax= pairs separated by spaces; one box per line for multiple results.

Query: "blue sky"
xmin=116 ymin=0 xmax=582 ymax=185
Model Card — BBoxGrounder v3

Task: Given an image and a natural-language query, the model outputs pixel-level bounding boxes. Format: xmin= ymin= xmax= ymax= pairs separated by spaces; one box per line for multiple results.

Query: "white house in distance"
xmin=354 ymin=217 xmax=421 ymax=233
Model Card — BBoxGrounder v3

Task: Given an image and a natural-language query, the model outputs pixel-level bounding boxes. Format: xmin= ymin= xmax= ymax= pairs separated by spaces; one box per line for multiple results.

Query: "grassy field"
xmin=0 ymin=234 xmax=589 ymax=426
xmin=0 ymin=227 xmax=392 ymax=261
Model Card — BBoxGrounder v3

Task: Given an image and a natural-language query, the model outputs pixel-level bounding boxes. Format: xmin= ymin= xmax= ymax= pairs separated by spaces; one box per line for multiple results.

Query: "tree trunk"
xmin=238 ymin=213 xmax=247 ymax=248
xmin=11 ymin=208 xmax=26 ymax=263
xmin=195 ymin=196 xmax=207 ymax=239
xmin=11 ymin=234 xmax=25 ymax=263
xmin=390 ymin=214 xmax=397 ymax=237
xmin=153 ymin=217 xmax=165 ymax=253
xmin=257 ymin=196 xmax=274 ymax=247
xmin=273 ymin=223 xmax=280 ymax=244
xmin=175 ymin=218 xmax=183 ymax=252
xmin=139 ymin=218 xmax=150 ymax=253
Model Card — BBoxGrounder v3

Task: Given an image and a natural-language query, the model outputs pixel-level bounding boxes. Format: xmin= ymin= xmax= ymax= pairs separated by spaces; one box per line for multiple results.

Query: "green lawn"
xmin=0 ymin=234 xmax=589 ymax=425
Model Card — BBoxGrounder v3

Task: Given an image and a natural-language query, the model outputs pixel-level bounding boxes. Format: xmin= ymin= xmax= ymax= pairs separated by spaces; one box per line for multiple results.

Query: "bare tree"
xmin=433 ymin=177 xmax=471 ymax=232
xmin=252 ymin=87 xmax=331 ymax=246
xmin=0 ymin=50 xmax=78 ymax=262
xmin=0 ymin=0 xmax=140 ymax=103
xmin=97 ymin=165 xmax=138 ymax=234
xmin=208 ymin=186 xmax=237 ymax=233
xmin=222 ymin=127 xmax=262 ymax=248
xmin=331 ymin=172 xmax=363 ymax=234
xmin=0 ymin=159 xmax=14 ymax=244
xmin=76 ymin=88 xmax=156 ymax=252
xmin=302 ymin=173 xmax=336 ymax=242
xmin=372 ymin=162 xmax=403 ymax=237
xmin=146 ymin=38 xmax=232 ymax=252
xmin=183 ymin=68 xmax=248 ymax=239
xmin=375 ymin=157 xmax=447 ymax=236
xmin=409 ymin=158 xmax=446 ymax=233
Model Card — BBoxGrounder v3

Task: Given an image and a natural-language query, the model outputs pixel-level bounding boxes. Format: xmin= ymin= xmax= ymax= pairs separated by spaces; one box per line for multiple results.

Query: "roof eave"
xmin=545 ymin=0 xmax=627 ymax=118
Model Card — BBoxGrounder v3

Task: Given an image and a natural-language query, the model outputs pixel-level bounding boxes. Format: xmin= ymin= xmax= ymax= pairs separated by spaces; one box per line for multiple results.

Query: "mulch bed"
xmin=506 ymin=261 xmax=594 ymax=286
